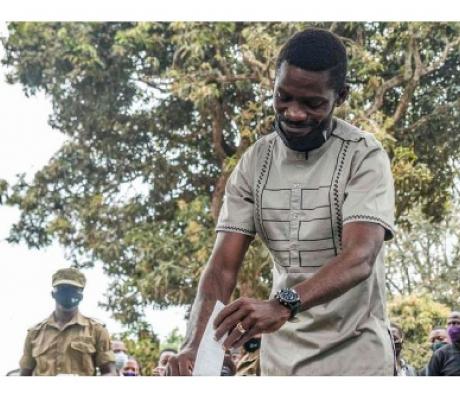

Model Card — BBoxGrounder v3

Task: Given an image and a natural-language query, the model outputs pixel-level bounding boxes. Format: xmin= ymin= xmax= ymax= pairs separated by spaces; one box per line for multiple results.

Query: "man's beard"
xmin=274 ymin=113 xmax=334 ymax=154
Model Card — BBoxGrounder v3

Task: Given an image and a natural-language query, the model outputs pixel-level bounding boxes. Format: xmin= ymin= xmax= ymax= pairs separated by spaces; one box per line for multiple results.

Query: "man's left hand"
xmin=213 ymin=297 xmax=291 ymax=350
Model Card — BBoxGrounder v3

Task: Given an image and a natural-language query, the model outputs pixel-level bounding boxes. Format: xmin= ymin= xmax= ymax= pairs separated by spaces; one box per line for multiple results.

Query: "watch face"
xmin=281 ymin=289 xmax=299 ymax=304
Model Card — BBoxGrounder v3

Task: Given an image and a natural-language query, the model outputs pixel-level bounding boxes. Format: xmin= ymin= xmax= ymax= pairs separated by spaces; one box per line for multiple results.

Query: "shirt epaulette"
xmin=28 ymin=318 xmax=48 ymax=331
xmin=86 ymin=316 xmax=106 ymax=327
xmin=332 ymin=118 xmax=382 ymax=150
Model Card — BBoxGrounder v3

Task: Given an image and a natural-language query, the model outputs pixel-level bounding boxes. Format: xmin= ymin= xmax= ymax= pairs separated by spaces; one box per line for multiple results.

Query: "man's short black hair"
xmin=275 ymin=28 xmax=347 ymax=92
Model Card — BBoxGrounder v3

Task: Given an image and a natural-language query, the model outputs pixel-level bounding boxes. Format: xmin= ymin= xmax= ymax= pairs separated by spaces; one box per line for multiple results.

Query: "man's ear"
xmin=335 ymin=84 xmax=350 ymax=107
xmin=51 ymin=290 xmax=56 ymax=300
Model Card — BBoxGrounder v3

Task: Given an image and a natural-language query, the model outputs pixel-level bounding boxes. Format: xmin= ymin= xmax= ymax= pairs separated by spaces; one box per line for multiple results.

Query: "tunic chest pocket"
xmin=261 ymin=189 xmax=291 ymax=241
xmin=32 ymin=342 xmax=53 ymax=375
xmin=70 ymin=338 xmax=96 ymax=375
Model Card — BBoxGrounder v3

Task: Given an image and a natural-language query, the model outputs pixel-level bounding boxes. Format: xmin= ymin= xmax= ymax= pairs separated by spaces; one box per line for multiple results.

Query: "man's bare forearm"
xmin=181 ymin=232 xmax=252 ymax=350
xmin=182 ymin=263 xmax=238 ymax=349
xmin=294 ymin=246 xmax=373 ymax=312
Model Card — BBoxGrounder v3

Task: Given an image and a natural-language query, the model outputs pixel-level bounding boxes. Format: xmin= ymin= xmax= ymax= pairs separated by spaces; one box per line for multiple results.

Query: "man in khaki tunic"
xmin=236 ymin=336 xmax=261 ymax=376
xmin=166 ymin=28 xmax=395 ymax=376
xmin=19 ymin=268 xmax=116 ymax=376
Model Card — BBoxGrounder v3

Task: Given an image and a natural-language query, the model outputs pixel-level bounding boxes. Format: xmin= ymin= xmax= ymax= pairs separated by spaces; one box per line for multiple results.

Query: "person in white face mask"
xmin=112 ymin=340 xmax=129 ymax=374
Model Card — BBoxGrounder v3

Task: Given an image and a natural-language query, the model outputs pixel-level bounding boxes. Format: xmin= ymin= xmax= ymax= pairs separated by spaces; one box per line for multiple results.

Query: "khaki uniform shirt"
xmin=216 ymin=118 xmax=395 ymax=375
xmin=236 ymin=350 xmax=261 ymax=376
xmin=19 ymin=311 xmax=115 ymax=376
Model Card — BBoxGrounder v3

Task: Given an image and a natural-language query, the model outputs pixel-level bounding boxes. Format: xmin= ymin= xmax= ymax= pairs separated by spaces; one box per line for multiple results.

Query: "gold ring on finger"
xmin=236 ymin=322 xmax=246 ymax=334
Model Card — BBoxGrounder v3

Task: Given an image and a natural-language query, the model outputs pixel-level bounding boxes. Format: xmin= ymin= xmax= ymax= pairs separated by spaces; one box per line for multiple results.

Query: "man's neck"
xmin=54 ymin=308 xmax=78 ymax=326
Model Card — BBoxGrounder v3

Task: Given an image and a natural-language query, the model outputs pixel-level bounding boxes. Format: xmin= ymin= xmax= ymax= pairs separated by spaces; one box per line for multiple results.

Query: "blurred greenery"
xmin=386 ymin=200 xmax=460 ymax=308
xmin=114 ymin=326 xmax=184 ymax=375
xmin=116 ymin=324 xmax=160 ymax=376
xmin=160 ymin=327 xmax=185 ymax=352
xmin=388 ymin=293 xmax=450 ymax=369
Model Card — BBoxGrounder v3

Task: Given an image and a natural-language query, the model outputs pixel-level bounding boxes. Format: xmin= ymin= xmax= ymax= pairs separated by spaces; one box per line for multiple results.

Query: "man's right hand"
xmin=165 ymin=232 xmax=252 ymax=376
xmin=165 ymin=347 xmax=197 ymax=376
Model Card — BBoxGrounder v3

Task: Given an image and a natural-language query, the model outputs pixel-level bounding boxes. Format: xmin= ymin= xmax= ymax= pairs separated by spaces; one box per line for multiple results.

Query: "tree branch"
xmin=422 ymin=36 xmax=460 ymax=76
xmin=210 ymin=100 xmax=229 ymax=162
xmin=365 ymin=36 xmax=460 ymax=123
xmin=329 ymin=22 xmax=339 ymax=33
xmin=401 ymin=98 xmax=460 ymax=134
xmin=136 ymin=77 xmax=170 ymax=93
xmin=209 ymin=73 xmax=259 ymax=85
xmin=386 ymin=276 xmax=404 ymax=296
xmin=241 ymin=49 xmax=272 ymax=88
xmin=210 ymin=169 xmax=231 ymax=222
xmin=364 ymin=74 xmax=405 ymax=118
xmin=392 ymin=38 xmax=424 ymax=126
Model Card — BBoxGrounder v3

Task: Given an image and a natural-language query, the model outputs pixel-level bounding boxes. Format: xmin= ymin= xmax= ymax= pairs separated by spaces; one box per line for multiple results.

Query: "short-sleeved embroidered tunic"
xmin=216 ymin=118 xmax=395 ymax=375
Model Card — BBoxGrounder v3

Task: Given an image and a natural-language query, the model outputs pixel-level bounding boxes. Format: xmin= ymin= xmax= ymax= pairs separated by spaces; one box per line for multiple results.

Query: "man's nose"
xmin=284 ymin=102 xmax=307 ymax=121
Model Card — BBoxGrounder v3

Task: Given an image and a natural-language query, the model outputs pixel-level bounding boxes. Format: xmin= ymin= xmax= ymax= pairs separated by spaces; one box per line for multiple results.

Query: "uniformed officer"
xmin=19 ymin=268 xmax=117 ymax=376
xmin=236 ymin=336 xmax=261 ymax=376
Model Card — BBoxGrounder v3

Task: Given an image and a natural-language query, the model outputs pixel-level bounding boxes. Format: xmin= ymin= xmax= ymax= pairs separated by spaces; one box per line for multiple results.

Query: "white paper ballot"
xmin=192 ymin=300 xmax=227 ymax=376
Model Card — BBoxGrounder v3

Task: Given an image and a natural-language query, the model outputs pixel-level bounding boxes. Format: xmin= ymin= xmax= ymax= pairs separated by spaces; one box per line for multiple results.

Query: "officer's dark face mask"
xmin=243 ymin=337 xmax=261 ymax=353
xmin=52 ymin=285 xmax=83 ymax=310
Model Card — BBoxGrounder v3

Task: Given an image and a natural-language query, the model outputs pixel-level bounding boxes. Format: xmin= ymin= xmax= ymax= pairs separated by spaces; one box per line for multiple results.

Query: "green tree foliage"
xmin=388 ymin=294 xmax=450 ymax=369
xmin=386 ymin=199 xmax=460 ymax=307
xmin=1 ymin=22 xmax=459 ymax=328
xmin=160 ymin=327 xmax=185 ymax=352
xmin=117 ymin=326 xmax=160 ymax=376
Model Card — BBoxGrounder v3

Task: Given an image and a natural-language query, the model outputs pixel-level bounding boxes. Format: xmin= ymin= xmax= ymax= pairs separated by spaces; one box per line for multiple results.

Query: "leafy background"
xmin=1 ymin=22 xmax=459 ymax=371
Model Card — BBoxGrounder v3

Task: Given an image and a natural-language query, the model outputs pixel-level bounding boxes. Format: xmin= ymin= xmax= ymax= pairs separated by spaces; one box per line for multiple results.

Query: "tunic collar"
xmin=276 ymin=128 xmax=335 ymax=162
xmin=46 ymin=311 xmax=88 ymax=330
xmin=275 ymin=117 xmax=339 ymax=162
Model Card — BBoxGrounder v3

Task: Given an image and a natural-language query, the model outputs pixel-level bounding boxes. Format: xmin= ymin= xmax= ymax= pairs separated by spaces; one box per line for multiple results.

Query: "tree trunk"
xmin=211 ymin=166 xmax=231 ymax=222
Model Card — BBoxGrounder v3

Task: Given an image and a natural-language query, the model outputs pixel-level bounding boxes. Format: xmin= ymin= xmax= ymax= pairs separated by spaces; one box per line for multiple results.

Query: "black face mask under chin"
xmin=274 ymin=114 xmax=334 ymax=156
